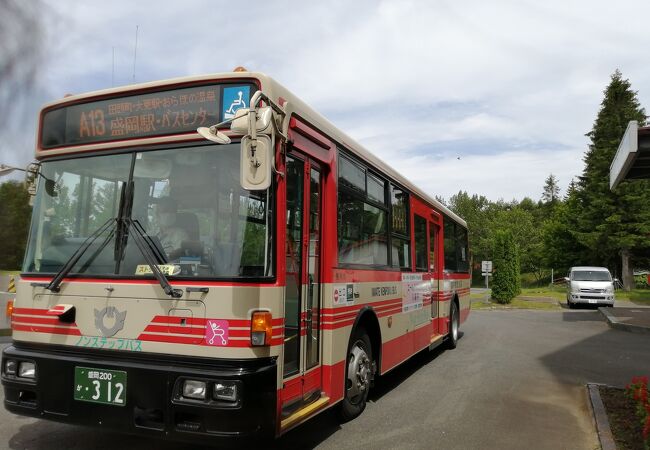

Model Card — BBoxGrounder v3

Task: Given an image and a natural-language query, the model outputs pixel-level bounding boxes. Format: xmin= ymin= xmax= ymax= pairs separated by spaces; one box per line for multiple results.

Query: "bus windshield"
xmin=23 ymin=144 xmax=273 ymax=279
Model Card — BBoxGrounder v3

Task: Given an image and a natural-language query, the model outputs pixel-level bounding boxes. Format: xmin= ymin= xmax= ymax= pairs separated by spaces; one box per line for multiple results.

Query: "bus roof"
xmin=38 ymin=71 xmax=467 ymax=228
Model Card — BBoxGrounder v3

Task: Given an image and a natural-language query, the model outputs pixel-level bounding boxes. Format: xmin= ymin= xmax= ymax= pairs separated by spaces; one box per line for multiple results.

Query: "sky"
xmin=2 ymin=0 xmax=650 ymax=202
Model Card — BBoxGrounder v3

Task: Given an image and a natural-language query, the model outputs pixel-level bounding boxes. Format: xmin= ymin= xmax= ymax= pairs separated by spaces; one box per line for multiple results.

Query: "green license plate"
xmin=74 ymin=367 xmax=127 ymax=406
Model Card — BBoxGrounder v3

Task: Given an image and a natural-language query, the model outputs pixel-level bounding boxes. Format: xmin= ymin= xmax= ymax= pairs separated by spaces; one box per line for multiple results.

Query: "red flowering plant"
xmin=626 ymin=376 xmax=650 ymax=449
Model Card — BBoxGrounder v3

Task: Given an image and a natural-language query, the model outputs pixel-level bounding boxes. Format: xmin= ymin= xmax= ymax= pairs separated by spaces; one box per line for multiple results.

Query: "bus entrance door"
xmin=430 ymin=220 xmax=440 ymax=335
xmin=281 ymin=155 xmax=323 ymax=419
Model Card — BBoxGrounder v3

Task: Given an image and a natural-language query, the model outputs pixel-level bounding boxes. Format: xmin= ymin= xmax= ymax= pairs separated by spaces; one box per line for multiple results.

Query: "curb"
xmin=587 ymin=383 xmax=617 ymax=450
xmin=599 ymin=307 xmax=650 ymax=334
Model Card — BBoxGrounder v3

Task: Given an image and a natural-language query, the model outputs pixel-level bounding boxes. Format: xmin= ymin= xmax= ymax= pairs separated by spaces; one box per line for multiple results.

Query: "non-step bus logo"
xmin=94 ymin=307 xmax=127 ymax=337
xmin=205 ymin=319 xmax=229 ymax=346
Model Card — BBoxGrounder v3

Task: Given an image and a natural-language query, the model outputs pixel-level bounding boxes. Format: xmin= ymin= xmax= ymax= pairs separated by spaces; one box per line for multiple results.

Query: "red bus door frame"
xmin=280 ymin=118 xmax=333 ymax=418
xmin=429 ymin=211 xmax=442 ymax=334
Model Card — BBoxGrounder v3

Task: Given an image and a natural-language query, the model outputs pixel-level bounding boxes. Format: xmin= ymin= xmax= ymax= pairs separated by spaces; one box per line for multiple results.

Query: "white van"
xmin=566 ymin=266 xmax=615 ymax=308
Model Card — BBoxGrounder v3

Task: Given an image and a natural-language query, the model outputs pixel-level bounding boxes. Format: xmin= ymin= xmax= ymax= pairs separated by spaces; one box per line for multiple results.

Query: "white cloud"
xmin=2 ymin=0 xmax=650 ymax=201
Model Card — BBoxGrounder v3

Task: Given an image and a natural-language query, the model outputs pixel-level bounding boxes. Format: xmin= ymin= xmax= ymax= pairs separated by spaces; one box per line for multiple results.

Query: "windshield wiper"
xmin=45 ymin=218 xmax=116 ymax=293
xmin=113 ymin=180 xmax=181 ymax=298
xmin=125 ymin=218 xmax=183 ymax=298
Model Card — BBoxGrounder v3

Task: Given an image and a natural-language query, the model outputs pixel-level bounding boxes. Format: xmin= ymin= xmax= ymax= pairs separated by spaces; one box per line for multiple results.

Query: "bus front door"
xmin=282 ymin=155 xmax=323 ymax=418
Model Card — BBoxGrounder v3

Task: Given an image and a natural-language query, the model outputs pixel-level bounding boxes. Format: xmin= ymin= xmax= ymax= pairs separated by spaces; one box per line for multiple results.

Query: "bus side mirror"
xmin=235 ymin=107 xmax=275 ymax=191
xmin=240 ymin=135 xmax=272 ymax=190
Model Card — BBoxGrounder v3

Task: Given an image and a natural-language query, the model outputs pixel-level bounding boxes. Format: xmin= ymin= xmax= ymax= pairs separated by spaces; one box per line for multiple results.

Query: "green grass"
xmin=519 ymin=286 xmax=566 ymax=300
xmin=0 ymin=270 xmax=19 ymax=276
xmin=615 ymin=289 xmax=650 ymax=305
xmin=472 ymin=298 xmax=561 ymax=310
xmin=471 ymin=287 xmax=563 ymax=310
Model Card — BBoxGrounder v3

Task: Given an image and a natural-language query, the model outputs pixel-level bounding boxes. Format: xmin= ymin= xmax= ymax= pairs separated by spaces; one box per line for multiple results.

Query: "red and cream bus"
xmin=2 ymin=70 xmax=471 ymax=444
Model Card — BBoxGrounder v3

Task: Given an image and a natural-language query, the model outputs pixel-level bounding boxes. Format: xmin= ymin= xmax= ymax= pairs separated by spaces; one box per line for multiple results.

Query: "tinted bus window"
xmin=444 ymin=216 xmax=457 ymax=272
xmin=456 ymin=226 xmax=469 ymax=272
xmin=338 ymin=191 xmax=388 ymax=266
xmin=414 ymin=215 xmax=427 ymax=271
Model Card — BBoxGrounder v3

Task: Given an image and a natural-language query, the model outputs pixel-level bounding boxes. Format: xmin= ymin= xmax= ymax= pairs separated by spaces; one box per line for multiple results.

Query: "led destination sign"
xmin=40 ymin=83 xmax=254 ymax=149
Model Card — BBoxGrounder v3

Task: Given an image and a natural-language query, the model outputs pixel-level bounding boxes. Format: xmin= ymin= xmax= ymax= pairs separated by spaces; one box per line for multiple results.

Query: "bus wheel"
xmin=338 ymin=330 xmax=373 ymax=422
xmin=448 ymin=301 xmax=459 ymax=349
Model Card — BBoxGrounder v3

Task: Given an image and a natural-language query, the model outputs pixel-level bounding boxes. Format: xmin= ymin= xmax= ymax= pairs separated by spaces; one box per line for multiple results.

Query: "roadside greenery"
xmin=491 ymin=231 xmax=520 ymax=303
xmin=625 ymin=376 xmax=650 ymax=448
xmin=447 ymin=71 xmax=650 ymax=290
xmin=0 ymin=181 xmax=31 ymax=270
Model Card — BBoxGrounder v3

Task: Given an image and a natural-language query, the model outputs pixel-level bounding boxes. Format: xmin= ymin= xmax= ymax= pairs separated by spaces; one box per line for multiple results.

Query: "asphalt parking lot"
xmin=0 ymin=308 xmax=648 ymax=449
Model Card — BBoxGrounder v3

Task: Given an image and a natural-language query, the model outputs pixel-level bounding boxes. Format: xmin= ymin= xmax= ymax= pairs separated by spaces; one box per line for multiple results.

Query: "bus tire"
xmin=337 ymin=329 xmax=373 ymax=422
xmin=447 ymin=301 xmax=459 ymax=349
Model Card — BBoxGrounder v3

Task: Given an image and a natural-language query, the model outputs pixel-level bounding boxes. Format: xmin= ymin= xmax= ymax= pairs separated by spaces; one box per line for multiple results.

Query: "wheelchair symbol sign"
xmin=223 ymin=86 xmax=250 ymax=119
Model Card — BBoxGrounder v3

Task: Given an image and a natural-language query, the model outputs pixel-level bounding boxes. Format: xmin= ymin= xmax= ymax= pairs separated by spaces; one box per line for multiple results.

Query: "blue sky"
xmin=2 ymin=0 xmax=650 ymax=201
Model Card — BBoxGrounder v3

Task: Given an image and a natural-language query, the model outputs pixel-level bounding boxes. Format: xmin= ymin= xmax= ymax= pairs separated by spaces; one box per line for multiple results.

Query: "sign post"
xmin=481 ymin=260 xmax=493 ymax=290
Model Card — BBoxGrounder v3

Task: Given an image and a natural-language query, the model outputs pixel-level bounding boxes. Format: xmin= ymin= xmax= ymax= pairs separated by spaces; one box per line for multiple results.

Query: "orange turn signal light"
xmin=251 ymin=311 xmax=272 ymax=346
xmin=5 ymin=299 xmax=14 ymax=319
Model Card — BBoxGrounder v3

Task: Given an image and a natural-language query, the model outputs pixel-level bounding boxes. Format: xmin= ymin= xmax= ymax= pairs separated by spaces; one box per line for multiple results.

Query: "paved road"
xmin=1 ymin=308 xmax=649 ymax=449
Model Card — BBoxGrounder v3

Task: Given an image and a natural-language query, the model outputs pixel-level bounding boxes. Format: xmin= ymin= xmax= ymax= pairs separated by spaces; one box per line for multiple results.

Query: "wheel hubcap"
xmin=346 ymin=343 xmax=370 ymax=404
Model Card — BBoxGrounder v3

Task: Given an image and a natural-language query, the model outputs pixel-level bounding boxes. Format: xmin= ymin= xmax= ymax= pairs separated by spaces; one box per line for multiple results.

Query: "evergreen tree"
xmin=0 ymin=181 xmax=32 ymax=269
xmin=541 ymin=174 xmax=560 ymax=205
xmin=574 ymin=70 xmax=650 ymax=290
xmin=491 ymin=230 xmax=520 ymax=304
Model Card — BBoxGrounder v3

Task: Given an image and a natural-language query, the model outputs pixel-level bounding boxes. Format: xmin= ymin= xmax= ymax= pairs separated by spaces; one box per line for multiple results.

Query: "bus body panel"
xmin=4 ymin=71 xmax=472 ymax=443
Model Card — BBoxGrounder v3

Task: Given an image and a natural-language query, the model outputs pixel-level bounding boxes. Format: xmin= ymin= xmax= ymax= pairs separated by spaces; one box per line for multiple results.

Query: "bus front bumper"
xmin=1 ymin=343 xmax=277 ymax=444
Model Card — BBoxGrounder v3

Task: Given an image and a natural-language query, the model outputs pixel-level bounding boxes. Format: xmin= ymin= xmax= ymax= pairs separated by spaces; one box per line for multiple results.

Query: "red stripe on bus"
xmin=443 ymin=273 xmax=471 ymax=280
xmin=143 ymin=324 xmax=254 ymax=338
xmin=137 ymin=333 xmax=283 ymax=347
xmin=151 ymin=316 xmax=207 ymax=326
xmin=376 ymin=306 xmax=403 ymax=318
xmin=321 ymin=319 xmax=356 ymax=330
xmin=150 ymin=316 xmax=283 ymax=327
xmin=11 ymin=317 xmax=78 ymax=327
xmin=20 ymin=275 xmax=280 ymax=288
xmin=330 ymin=269 xmax=403 ymax=283
xmin=321 ymin=297 xmax=402 ymax=315
xmin=12 ymin=324 xmax=81 ymax=336
xmin=13 ymin=308 xmax=49 ymax=316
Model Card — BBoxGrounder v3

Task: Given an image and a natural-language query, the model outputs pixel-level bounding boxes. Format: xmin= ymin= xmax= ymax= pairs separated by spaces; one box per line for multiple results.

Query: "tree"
xmin=0 ymin=181 xmax=32 ymax=269
xmin=574 ymin=70 xmax=650 ymax=290
xmin=491 ymin=230 xmax=520 ymax=304
xmin=541 ymin=174 xmax=560 ymax=205
xmin=487 ymin=205 xmax=543 ymax=282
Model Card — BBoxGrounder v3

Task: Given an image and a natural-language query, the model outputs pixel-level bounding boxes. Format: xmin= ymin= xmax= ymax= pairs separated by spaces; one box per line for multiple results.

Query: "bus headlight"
xmin=213 ymin=381 xmax=239 ymax=402
xmin=182 ymin=380 xmax=207 ymax=400
xmin=18 ymin=362 xmax=36 ymax=379
xmin=4 ymin=360 xmax=17 ymax=376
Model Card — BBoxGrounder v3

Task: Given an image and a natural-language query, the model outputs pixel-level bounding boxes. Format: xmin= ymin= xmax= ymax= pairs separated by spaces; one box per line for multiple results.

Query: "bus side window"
xmin=429 ymin=222 xmax=436 ymax=272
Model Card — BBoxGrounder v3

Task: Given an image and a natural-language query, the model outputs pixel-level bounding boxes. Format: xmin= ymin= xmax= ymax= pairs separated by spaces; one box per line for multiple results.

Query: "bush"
xmin=0 ymin=181 xmax=31 ymax=270
xmin=626 ymin=376 xmax=650 ymax=448
xmin=491 ymin=230 xmax=520 ymax=304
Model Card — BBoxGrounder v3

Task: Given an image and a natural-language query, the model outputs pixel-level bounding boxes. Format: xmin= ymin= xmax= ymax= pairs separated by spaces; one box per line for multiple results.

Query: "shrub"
xmin=491 ymin=230 xmax=521 ymax=304
xmin=626 ymin=375 xmax=650 ymax=449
